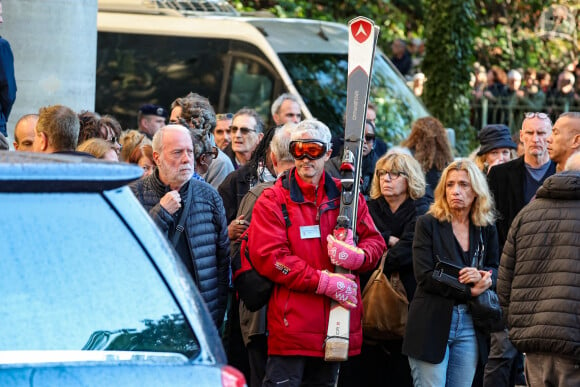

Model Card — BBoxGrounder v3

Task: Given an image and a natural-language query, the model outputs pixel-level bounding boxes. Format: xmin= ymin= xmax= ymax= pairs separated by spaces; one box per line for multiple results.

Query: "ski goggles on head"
xmin=289 ymin=140 xmax=328 ymax=160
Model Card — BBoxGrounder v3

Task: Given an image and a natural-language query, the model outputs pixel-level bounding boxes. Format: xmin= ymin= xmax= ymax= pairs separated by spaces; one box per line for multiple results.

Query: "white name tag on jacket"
xmin=300 ymin=225 xmax=321 ymax=239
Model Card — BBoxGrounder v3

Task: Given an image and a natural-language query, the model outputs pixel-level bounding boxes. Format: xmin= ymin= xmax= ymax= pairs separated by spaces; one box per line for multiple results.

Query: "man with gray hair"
xmin=246 ymin=119 xmax=385 ymax=386
xmin=235 ymin=122 xmax=296 ymax=387
xmin=270 ymin=93 xmax=301 ymax=126
xmin=130 ymin=124 xmax=230 ymax=329
xmin=32 ymin=105 xmax=80 ymax=154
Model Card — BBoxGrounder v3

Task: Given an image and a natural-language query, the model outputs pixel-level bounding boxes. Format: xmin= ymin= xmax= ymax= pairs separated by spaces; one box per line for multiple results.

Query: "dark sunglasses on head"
xmin=230 ymin=126 xmax=256 ymax=135
xmin=289 ymin=140 xmax=328 ymax=160
xmin=216 ymin=113 xmax=234 ymax=120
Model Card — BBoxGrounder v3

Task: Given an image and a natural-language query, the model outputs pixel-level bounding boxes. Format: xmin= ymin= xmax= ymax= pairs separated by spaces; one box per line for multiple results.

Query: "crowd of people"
xmin=2 ymin=89 xmax=579 ymax=387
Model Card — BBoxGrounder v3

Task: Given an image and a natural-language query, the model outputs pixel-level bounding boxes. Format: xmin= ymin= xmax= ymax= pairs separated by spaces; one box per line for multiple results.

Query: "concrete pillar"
xmin=2 ymin=0 xmax=97 ymax=142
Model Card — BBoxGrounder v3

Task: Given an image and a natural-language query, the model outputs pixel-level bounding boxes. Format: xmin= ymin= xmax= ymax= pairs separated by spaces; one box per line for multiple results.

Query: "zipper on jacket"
xmin=282 ymin=291 xmax=291 ymax=327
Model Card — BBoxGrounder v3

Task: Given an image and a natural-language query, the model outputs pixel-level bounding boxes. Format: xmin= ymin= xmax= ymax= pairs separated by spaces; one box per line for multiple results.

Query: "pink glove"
xmin=327 ymin=229 xmax=365 ymax=270
xmin=315 ymin=270 xmax=358 ymax=309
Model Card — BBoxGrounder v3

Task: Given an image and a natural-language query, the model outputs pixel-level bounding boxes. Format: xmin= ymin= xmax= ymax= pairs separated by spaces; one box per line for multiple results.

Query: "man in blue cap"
xmin=137 ymin=103 xmax=167 ymax=139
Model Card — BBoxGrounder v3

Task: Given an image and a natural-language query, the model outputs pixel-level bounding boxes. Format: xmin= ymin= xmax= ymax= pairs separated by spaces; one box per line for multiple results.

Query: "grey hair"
xmin=233 ymin=108 xmax=265 ymax=134
xmin=271 ymin=93 xmax=300 ymax=117
xmin=291 ymin=119 xmax=332 ymax=149
xmin=152 ymin=124 xmax=192 ymax=154
xmin=271 ymin=122 xmax=296 ymax=163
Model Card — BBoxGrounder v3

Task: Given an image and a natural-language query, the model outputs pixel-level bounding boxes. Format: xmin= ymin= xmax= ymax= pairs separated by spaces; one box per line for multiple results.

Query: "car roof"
xmin=0 ymin=152 xmax=143 ymax=192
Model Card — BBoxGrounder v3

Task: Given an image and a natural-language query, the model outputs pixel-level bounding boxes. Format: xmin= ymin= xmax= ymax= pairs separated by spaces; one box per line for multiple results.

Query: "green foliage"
xmin=422 ymin=0 xmax=477 ymax=155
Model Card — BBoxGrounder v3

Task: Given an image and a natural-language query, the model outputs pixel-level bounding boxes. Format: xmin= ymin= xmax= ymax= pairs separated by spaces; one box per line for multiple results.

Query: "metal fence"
xmin=470 ymin=96 xmax=576 ymax=134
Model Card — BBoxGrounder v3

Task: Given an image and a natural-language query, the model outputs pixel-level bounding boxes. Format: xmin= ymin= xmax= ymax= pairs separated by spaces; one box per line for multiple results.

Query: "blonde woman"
xmin=355 ymin=153 xmax=427 ymax=387
xmin=402 ymin=159 xmax=499 ymax=387
xmin=472 ymin=124 xmax=517 ymax=174
xmin=77 ymin=138 xmax=118 ymax=161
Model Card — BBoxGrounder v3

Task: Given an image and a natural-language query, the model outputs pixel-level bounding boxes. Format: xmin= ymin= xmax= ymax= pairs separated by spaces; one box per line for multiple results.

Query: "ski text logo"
xmin=351 ymin=19 xmax=372 ymax=44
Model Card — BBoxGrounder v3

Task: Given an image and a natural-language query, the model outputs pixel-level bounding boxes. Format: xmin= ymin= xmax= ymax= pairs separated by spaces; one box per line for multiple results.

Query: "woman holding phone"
xmin=402 ymin=159 xmax=499 ymax=387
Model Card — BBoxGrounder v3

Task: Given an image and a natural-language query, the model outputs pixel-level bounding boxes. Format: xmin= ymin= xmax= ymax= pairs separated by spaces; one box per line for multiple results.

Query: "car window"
xmin=0 ymin=192 xmax=200 ymax=358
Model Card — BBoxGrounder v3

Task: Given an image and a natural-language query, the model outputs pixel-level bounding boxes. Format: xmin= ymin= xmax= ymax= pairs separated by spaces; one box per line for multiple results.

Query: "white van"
xmin=96 ymin=0 xmax=428 ymax=140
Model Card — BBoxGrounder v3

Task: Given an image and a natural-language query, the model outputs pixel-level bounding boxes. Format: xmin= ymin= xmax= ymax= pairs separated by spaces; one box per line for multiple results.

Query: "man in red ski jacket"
xmin=247 ymin=119 xmax=385 ymax=387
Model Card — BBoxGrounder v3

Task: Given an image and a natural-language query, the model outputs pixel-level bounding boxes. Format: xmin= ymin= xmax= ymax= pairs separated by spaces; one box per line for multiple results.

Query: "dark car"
xmin=0 ymin=152 xmax=245 ymax=387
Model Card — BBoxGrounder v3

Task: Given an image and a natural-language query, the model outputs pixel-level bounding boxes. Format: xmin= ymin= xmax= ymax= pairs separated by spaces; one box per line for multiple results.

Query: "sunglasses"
xmin=216 ymin=113 xmax=234 ymax=121
xmin=289 ymin=140 xmax=328 ymax=160
xmin=230 ymin=126 xmax=256 ymax=135
xmin=365 ymin=134 xmax=375 ymax=142
xmin=204 ymin=146 xmax=218 ymax=159
xmin=376 ymin=169 xmax=407 ymax=180
xmin=524 ymin=112 xmax=549 ymax=120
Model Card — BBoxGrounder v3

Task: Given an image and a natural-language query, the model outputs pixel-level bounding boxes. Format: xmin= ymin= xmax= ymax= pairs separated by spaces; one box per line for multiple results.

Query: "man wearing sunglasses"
xmin=246 ymin=119 xmax=385 ymax=387
xmin=222 ymin=108 xmax=265 ymax=170
xmin=485 ymin=111 xmax=557 ymax=387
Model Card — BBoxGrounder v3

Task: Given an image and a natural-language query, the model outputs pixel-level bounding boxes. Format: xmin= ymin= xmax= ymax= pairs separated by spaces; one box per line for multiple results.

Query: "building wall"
xmin=2 ymin=0 xmax=97 ymax=144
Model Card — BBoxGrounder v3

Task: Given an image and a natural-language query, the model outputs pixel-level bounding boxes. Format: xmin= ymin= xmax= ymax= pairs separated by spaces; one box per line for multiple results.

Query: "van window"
xmin=279 ymin=52 xmax=427 ymax=142
xmin=97 ymin=32 xmax=281 ymax=129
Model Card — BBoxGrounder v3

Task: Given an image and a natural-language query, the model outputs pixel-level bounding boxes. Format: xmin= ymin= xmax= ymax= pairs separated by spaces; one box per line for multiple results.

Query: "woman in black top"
xmin=402 ymin=159 xmax=498 ymax=387
xmin=344 ymin=153 xmax=427 ymax=387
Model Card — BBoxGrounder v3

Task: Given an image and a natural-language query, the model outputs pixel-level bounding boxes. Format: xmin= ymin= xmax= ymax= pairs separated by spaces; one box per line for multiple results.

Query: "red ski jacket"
xmin=247 ymin=168 xmax=385 ymax=357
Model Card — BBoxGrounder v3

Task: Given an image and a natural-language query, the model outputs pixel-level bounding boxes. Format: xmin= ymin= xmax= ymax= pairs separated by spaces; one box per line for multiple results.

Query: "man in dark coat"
xmin=0 ymin=1 xmax=16 ymax=137
xmin=131 ymin=124 xmax=230 ymax=328
xmin=498 ymin=167 xmax=580 ymax=386
xmin=485 ymin=112 xmax=556 ymax=386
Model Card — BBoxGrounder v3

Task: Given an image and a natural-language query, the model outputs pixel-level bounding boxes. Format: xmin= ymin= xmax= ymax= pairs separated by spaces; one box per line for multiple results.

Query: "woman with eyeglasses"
xmin=343 ymin=153 xmax=427 ymax=387
xmin=402 ymin=159 xmax=499 ymax=387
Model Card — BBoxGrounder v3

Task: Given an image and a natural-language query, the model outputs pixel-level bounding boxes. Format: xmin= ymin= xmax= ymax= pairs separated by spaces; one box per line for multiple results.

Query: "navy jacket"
xmin=0 ymin=37 xmax=16 ymax=136
xmin=131 ymin=171 xmax=230 ymax=327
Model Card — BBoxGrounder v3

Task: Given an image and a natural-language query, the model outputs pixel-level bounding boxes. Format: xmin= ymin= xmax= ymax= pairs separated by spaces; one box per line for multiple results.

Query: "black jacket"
xmin=487 ymin=156 xmax=556 ymax=250
xmin=498 ymin=172 xmax=580 ymax=359
xmin=366 ymin=196 xmax=428 ymax=301
xmin=218 ymin=163 xmax=259 ymax=224
xmin=402 ymin=214 xmax=499 ymax=363
xmin=130 ymin=171 xmax=230 ymax=327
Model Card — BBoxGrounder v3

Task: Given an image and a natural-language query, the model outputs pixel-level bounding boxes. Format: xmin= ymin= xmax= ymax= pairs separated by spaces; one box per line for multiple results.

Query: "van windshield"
xmin=279 ymin=53 xmax=428 ymax=145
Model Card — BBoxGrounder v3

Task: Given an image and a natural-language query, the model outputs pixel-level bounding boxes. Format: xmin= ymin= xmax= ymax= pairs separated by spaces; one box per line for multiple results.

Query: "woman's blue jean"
xmin=408 ymin=304 xmax=478 ymax=387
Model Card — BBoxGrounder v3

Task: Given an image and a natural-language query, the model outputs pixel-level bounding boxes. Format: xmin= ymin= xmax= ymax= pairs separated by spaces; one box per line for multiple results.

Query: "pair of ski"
xmin=324 ymin=16 xmax=380 ymax=362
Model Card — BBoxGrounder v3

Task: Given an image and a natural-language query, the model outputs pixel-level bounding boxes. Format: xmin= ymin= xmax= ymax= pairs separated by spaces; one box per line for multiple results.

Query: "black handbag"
xmin=468 ymin=229 xmax=502 ymax=333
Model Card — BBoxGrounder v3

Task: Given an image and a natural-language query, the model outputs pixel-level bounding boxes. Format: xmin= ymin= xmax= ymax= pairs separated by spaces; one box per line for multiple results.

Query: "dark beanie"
xmin=477 ymin=124 xmax=517 ymax=155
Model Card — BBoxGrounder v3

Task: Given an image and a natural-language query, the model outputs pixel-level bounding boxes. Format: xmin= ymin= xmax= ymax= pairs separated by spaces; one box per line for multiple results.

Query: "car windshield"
xmin=0 ymin=192 xmax=200 ymax=360
xmin=279 ymin=52 xmax=428 ymax=144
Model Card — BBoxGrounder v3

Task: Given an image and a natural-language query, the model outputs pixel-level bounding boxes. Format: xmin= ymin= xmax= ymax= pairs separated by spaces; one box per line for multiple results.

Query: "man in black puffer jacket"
xmin=131 ymin=124 xmax=230 ymax=328
xmin=498 ymin=166 xmax=580 ymax=387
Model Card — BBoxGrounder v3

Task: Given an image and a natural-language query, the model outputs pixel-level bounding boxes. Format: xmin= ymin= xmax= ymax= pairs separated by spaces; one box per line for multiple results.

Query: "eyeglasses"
xmin=230 ymin=126 xmax=256 ymax=135
xmin=365 ymin=134 xmax=375 ymax=142
xmin=376 ymin=169 xmax=407 ymax=180
xmin=216 ymin=113 xmax=233 ymax=121
xmin=204 ymin=146 xmax=218 ymax=159
xmin=289 ymin=140 xmax=328 ymax=160
xmin=524 ymin=112 xmax=550 ymax=120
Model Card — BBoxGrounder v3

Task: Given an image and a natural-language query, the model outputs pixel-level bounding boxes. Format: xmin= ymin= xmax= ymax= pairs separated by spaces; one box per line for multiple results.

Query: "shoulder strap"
xmin=272 ymin=185 xmax=291 ymax=227
xmin=171 ymin=182 xmax=193 ymax=246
